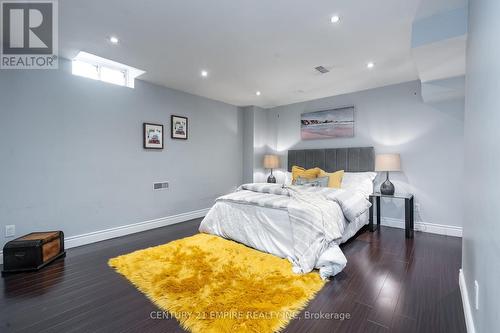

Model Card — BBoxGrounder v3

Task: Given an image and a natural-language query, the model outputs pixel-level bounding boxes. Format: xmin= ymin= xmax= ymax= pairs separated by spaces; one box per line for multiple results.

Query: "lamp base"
xmin=267 ymin=174 xmax=276 ymax=183
xmin=380 ymin=179 xmax=395 ymax=195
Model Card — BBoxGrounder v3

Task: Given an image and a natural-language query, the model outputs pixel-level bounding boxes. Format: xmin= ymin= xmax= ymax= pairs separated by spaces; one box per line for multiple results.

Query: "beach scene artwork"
xmin=301 ymin=106 xmax=354 ymax=140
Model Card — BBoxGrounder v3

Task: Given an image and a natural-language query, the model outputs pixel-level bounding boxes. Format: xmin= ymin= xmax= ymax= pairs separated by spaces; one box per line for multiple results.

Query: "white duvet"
xmin=199 ymin=183 xmax=372 ymax=279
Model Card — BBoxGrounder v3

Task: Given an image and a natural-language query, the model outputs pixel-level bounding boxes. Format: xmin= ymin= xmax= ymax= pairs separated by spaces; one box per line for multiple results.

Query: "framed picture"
xmin=171 ymin=115 xmax=188 ymax=140
xmin=143 ymin=123 xmax=164 ymax=149
xmin=301 ymin=106 xmax=354 ymax=140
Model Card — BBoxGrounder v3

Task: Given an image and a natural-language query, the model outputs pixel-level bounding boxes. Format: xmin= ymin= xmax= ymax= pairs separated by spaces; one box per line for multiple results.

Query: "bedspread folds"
xmin=215 ymin=183 xmax=371 ymax=274
xmin=219 ymin=183 xmax=371 ymax=223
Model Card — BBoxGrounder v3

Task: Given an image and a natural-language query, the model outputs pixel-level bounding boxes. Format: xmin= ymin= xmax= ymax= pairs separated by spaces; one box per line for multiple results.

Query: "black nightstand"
xmin=369 ymin=192 xmax=414 ymax=238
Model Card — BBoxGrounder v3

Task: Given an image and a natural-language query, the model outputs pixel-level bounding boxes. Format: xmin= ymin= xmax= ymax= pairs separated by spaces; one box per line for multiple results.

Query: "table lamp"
xmin=375 ymin=153 xmax=401 ymax=195
xmin=263 ymin=155 xmax=279 ymax=183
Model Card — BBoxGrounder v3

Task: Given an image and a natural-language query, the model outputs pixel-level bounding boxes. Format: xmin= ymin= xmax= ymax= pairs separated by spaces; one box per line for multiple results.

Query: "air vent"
xmin=314 ymin=66 xmax=330 ymax=74
xmin=153 ymin=182 xmax=169 ymax=190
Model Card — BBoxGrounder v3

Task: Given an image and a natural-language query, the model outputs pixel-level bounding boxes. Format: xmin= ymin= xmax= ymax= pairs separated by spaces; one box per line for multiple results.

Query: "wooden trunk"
xmin=2 ymin=231 xmax=66 ymax=275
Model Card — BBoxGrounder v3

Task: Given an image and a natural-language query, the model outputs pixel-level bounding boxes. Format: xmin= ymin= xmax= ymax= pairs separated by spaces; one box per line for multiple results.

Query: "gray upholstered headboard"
xmin=287 ymin=147 xmax=375 ymax=172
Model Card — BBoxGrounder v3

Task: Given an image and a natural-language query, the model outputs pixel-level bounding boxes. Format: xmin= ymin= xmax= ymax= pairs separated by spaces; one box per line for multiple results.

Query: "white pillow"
xmin=341 ymin=172 xmax=376 ymax=198
xmin=284 ymin=172 xmax=293 ymax=186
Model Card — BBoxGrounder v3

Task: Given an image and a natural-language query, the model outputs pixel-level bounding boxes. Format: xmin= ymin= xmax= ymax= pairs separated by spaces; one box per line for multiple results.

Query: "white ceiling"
xmin=59 ymin=0 xmax=456 ymax=108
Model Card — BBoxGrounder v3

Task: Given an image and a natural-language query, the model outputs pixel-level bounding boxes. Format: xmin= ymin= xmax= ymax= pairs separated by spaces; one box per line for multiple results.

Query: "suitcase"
xmin=2 ymin=231 xmax=66 ymax=275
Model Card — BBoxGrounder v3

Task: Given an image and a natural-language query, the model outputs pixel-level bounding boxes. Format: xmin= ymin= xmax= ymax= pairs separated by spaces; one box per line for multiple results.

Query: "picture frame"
xmin=171 ymin=115 xmax=188 ymax=140
xmin=301 ymin=106 xmax=355 ymax=140
xmin=143 ymin=123 xmax=164 ymax=149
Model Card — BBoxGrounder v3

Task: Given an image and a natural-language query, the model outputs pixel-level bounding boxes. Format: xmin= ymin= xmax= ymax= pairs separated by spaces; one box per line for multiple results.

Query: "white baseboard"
xmin=64 ymin=208 xmax=210 ymax=249
xmin=459 ymin=269 xmax=476 ymax=333
xmin=381 ymin=217 xmax=462 ymax=237
xmin=0 ymin=208 xmax=210 ymax=266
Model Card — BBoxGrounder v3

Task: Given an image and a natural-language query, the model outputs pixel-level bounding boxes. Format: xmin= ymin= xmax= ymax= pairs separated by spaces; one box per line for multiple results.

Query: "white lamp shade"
xmin=263 ymin=155 xmax=280 ymax=169
xmin=375 ymin=154 xmax=401 ymax=172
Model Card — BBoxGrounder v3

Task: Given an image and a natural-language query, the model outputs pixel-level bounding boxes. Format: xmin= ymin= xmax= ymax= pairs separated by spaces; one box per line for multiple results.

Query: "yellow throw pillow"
xmin=319 ymin=169 xmax=344 ymax=188
xmin=291 ymin=166 xmax=321 ymax=183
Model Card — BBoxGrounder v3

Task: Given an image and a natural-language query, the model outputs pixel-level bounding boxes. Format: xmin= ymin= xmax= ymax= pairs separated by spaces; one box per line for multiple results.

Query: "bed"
xmin=199 ymin=147 xmax=376 ymax=279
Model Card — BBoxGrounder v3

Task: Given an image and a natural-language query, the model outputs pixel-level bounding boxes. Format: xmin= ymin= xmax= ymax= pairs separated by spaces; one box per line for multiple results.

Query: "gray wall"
xmin=0 ymin=59 xmax=243 ymax=248
xmin=267 ymin=80 xmax=464 ymax=227
xmin=252 ymin=106 xmax=269 ymax=183
xmin=241 ymin=106 xmax=255 ymax=183
xmin=463 ymin=0 xmax=500 ymax=331
xmin=240 ymin=106 xmax=270 ymax=183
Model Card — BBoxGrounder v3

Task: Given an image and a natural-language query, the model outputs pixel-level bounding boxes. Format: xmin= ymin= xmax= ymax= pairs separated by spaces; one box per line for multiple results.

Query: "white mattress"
xmin=339 ymin=209 xmax=370 ymax=243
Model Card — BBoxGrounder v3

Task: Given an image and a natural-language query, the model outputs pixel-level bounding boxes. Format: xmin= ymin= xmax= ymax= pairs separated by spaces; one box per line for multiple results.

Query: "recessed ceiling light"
xmin=109 ymin=36 xmax=119 ymax=44
xmin=201 ymin=70 xmax=208 ymax=77
xmin=367 ymin=62 xmax=375 ymax=69
xmin=256 ymin=91 xmax=261 ymax=96
xmin=330 ymin=15 xmax=340 ymax=23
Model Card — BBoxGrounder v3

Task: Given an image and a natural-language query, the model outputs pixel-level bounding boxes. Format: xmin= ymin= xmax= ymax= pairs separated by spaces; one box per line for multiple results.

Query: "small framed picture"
xmin=143 ymin=123 xmax=164 ymax=149
xmin=171 ymin=115 xmax=188 ymax=140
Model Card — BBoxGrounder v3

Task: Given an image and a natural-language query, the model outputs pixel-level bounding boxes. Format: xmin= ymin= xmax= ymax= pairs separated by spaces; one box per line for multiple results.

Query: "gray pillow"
xmin=295 ymin=176 xmax=329 ymax=187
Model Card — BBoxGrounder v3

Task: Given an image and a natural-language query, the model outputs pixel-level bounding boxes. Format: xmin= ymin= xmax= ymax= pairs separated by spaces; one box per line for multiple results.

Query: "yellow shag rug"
xmin=108 ymin=233 xmax=325 ymax=333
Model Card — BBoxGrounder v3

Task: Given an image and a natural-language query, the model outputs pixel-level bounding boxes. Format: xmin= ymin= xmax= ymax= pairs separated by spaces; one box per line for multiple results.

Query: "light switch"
xmin=5 ymin=225 xmax=15 ymax=238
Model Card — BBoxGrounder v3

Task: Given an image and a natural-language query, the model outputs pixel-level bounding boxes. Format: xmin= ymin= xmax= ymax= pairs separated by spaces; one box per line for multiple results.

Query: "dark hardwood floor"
xmin=0 ymin=219 xmax=466 ymax=333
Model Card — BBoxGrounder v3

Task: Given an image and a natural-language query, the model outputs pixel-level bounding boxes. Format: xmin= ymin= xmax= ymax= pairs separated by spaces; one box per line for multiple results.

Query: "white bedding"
xmin=199 ymin=187 xmax=370 ymax=279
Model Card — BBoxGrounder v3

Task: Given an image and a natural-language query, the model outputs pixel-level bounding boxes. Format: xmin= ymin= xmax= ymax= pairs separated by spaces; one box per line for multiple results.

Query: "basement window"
xmin=72 ymin=51 xmax=145 ymax=88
